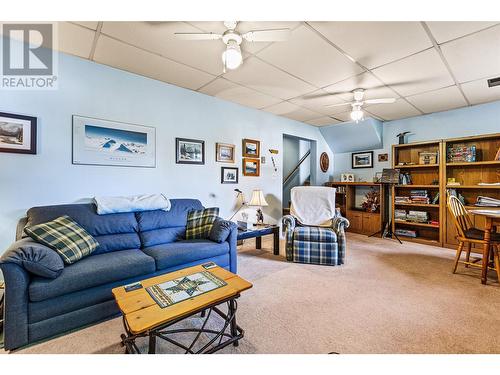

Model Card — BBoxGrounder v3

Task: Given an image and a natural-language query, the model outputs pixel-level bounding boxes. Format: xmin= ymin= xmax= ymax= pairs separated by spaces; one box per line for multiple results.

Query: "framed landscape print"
xmin=221 ymin=166 xmax=238 ymax=184
xmin=242 ymin=138 xmax=260 ymax=158
xmin=216 ymin=142 xmax=235 ymax=163
xmin=176 ymin=138 xmax=205 ymax=165
xmin=72 ymin=115 xmax=156 ymax=168
xmin=352 ymin=151 xmax=374 ymax=169
xmin=242 ymin=158 xmax=260 ymax=176
xmin=0 ymin=112 xmax=37 ymax=154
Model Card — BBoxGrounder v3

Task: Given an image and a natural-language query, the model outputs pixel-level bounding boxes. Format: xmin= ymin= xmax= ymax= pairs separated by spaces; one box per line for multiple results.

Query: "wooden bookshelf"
xmin=324 ymin=182 xmax=384 ymax=236
xmin=391 ymin=133 xmax=500 ymax=249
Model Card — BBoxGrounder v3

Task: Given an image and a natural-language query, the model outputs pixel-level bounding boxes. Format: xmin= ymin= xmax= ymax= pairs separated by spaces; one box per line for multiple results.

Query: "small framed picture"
xmin=0 ymin=112 xmax=37 ymax=154
xmin=352 ymin=151 xmax=374 ymax=169
xmin=242 ymin=138 xmax=260 ymax=158
xmin=242 ymin=158 xmax=260 ymax=176
xmin=378 ymin=153 xmax=389 ymax=162
xmin=221 ymin=166 xmax=239 ymax=184
xmin=176 ymin=138 xmax=205 ymax=165
xmin=216 ymin=142 xmax=235 ymax=163
xmin=341 ymin=173 xmax=355 ymax=182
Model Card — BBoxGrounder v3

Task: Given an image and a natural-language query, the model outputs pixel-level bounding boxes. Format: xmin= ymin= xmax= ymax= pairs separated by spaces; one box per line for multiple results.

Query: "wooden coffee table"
xmin=112 ymin=264 xmax=252 ymax=354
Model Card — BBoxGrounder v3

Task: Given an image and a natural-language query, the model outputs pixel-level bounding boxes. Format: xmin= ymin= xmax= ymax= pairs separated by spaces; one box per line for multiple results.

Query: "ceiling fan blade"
xmin=364 ymin=98 xmax=396 ymax=104
xmin=242 ymin=29 xmax=291 ymax=42
xmin=173 ymin=32 xmax=222 ymax=40
xmin=324 ymin=102 xmax=354 ymax=108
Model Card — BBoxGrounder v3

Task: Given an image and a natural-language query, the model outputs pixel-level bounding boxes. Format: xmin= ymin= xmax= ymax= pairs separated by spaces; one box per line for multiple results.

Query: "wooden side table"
xmin=237 ymin=225 xmax=280 ymax=255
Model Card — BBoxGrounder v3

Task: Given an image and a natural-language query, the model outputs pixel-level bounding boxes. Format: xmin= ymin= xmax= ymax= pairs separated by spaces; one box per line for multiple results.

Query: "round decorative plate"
xmin=320 ymin=152 xmax=329 ymax=172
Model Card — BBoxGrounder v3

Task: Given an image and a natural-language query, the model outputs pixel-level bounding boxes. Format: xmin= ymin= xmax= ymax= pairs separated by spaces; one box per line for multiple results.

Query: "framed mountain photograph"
xmin=221 ymin=166 xmax=238 ymax=184
xmin=352 ymin=151 xmax=374 ymax=169
xmin=216 ymin=142 xmax=235 ymax=163
xmin=72 ymin=115 xmax=156 ymax=168
xmin=176 ymin=138 xmax=205 ymax=165
xmin=242 ymin=138 xmax=260 ymax=158
xmin=0 ymin=112 xmax=37 ymax=154
xmin=243 ymin=158 xmax=260 ymax=176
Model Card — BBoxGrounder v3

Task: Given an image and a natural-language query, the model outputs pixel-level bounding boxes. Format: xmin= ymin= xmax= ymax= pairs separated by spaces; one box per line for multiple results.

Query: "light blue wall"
xmin=333 ymin=100 xmax=500 ymax=182
xmin=0 ymin=51 xmax=334 ymax=255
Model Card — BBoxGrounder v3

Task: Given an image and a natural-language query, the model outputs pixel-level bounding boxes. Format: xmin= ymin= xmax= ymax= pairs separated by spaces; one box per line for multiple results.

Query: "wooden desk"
xmin=468 ymin=209 xmax=500 ymax=285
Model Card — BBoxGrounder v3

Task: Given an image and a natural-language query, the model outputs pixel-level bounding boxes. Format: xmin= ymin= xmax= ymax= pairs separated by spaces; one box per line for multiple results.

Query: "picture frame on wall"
xmin=216 ymin=142 xmax=235 ymax=163
xmin=72 ymin=115 xmax=156 ymax=167
xmin=0 ymin=112 xmax=37 ymax=154
xmin=176 ymin=138 xmax=205 ymax=165
xmin=242 ymin=158 xmax=260 ymax=176
xmin=221 ymin=166 xmax=239 ymax=184
xmin=242 ymin=138 xmax=260 ymax=158
xmin=352 ymin=151 xmax=374 ymax=169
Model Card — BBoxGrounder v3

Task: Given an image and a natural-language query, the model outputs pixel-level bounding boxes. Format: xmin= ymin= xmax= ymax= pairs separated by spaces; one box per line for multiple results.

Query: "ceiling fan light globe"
xmin=222 ymin=43 xmax=242 ymax=70
xmin=350 ymin=109 xmax=364 ymax=122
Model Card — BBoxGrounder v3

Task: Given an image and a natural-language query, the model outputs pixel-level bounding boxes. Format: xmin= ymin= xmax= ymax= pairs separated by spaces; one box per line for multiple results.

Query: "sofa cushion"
xmin=29 ymin=249 xmax=156 ymax=302
xmin=25 ymin=203 xmax=141 ymax=254
xmin=209 ymin=219 xmax=238 ymax=243
xmin=25 ymin=215 xmax=99 ymax=264
xmin=185 ymin=208 xmax=219 ymax=240
xmin=142 ymin=240 xmax=230 ymax=270
xmin=293 ymin=226 xmax=337 ymax=243
xmin=136 ymin=199 xmax=203 ymax=247
xmin=1 ymin=238 xmax=64 ymax=279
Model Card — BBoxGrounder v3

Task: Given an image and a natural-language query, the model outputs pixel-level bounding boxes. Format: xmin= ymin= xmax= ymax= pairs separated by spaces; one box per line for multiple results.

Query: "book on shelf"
xmin=407 ymin=210 xmax=430 ymax=223
xmin=475 ymin=196 xmax=500 ymax=207
xmin=395 ymin=229 xmax=418 ymax=238
xmin=446 ymin=144 xmax=476 ymax=162
xmin=477 ymin=182 xmax=500 ymax=186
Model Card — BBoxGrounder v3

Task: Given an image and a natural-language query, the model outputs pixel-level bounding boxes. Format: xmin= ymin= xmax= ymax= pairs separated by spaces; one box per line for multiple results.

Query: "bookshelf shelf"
xmin=396 ymin=164 xmax=439 ymax=169
xmin=395 ymin=185 xmax=440 ymax=188
xmin=446 ymin=185 xmax=500 ymax=189
xmin=394 ymin=203 xmax=440 ymax=208
xmin=446 ymin=160 xmax=500 ymax=167
xmin=394 ymin=220 xmax=440 ymax=228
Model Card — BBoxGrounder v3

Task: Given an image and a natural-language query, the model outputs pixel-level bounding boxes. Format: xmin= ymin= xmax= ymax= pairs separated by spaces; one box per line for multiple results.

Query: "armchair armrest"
xmin=282 ymin=215 xmax=296 ymax=261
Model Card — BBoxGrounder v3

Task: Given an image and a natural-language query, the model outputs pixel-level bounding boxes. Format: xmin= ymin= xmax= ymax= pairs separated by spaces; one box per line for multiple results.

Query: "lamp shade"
xmin=248 ymin=189 xmax=268 ymax=207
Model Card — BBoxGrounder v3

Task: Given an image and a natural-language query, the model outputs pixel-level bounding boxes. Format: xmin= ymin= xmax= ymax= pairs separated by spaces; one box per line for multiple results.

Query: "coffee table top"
xmin=112 ymin=265 xmax=252 ymax=334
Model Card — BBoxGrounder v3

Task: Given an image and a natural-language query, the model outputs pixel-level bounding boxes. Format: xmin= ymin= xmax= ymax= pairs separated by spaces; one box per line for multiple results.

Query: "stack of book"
xmin=395 ymin=229 xmax=418 ymax=238
xmin=395 ymin=196 xmax=411 ymax=204
xmin=406 ymin=210 xmax=429 ymax=223
xmin=410 ymin=190 xmax=430 ymax=204
xmin=394 ymin=209 xmax=407 ymax=221
xmin=476 ymin=196 xmax=500 ymax=207
xmin=446 ymin=145 xmax=476 ymax=162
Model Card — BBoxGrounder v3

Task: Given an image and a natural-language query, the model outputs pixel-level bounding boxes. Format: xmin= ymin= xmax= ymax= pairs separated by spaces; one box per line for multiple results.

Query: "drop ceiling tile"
xmin=461 ymin=77 xmax=500 ymax=105
xmin=426 ymin=21 xmax=498 ymax=44
xmin=406 ymin=86 xmax=467 ymax=114
xmin=187 ymin=21 xmax=301 ymax=55
xmin=309 ymin=21 xmax=432 ymax=69
xmin=101 ymin=21 xmax=227 ymax=75
xmin=71 ymin=21 xmax=99 ymax=30
xmin=323 ymin=72 xmax=397 ymax=102
xmin=262 ymin=102 xmax=321 ymax=122
xmin=306 ymin=117 xmax=341 ymax=126
xmin=372 ymin=49 xmax=454 ymax=97
xmin=365 ymin=98 xmax=421 ymax=121
xmin=331 ymin=111 xmax=354 ymax=122
xmin=441 ymin=25 xmax=500 ymax=83
xmin=56 ymin=22 xmax=95 ymax=59
xmin=198 ymin=78 xmax=281 ymax=109
xmin=222 ymin=56 xmax=315 ymax=100
xmin=289 ymin=89 xmax=350 ymax=115
xmin=94 ymin=35 xmax=215 ymax=90
xmin=257 ymin=25 xmax=362 ymax=87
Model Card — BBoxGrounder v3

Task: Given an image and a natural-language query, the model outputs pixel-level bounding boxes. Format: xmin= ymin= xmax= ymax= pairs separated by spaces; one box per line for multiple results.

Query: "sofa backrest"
xmin=135 ymin=198 xmax=204 ymax=247
xmin=24 ymin=203 xmax=141 ymax=255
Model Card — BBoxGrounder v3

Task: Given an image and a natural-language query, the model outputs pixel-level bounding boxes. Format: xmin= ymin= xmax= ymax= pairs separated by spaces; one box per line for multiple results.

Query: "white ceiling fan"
xmin=325 ymin=89 xmax=396 ymax=123
xmin=174 ymin=21 xmax=291 ymax=72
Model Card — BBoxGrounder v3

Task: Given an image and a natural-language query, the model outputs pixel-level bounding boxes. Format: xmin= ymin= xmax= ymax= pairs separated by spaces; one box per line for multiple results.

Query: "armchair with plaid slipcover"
xmin=282 ymin=186 xmax=349 ymax=266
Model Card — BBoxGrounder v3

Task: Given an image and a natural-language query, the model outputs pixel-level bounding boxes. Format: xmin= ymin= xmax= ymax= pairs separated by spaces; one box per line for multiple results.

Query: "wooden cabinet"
xmin=347 ymin=210 xmax=381 ymax=235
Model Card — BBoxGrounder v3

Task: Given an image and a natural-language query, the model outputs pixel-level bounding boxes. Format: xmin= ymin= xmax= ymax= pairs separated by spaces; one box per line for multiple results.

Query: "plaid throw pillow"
xmin=185 ymin=207 xmax=220 ymax=240
xmin=24 ymin=215 xmax=99 ymax=264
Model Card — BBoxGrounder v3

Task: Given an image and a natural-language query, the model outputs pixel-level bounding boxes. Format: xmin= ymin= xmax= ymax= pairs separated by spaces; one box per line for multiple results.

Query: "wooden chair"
xmin=447 ymin=195 xmax=500 ymax=280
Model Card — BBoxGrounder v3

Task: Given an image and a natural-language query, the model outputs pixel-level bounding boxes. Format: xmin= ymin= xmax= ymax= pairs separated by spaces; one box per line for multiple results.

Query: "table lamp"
xmin=248 ymin=189 xmax=268 ymax=224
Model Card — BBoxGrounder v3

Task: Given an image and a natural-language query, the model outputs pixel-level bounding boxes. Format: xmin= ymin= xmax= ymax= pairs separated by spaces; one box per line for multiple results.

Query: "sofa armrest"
xmin=0 ymin=261 xmax=30 ymax=350
xmin=226 ymin=225 xmax=238 ymax=274
xmin=282 ymin=215 xmax=296 ymax=261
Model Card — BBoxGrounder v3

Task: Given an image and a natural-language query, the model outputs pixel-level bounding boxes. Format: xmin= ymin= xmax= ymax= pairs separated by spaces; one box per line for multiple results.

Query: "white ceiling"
xmin=55 ymin=21 xmax=500 ymax=126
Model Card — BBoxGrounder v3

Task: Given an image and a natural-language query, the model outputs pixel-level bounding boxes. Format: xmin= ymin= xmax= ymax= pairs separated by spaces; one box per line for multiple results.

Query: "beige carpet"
xmin=7 ymin=233 xmax=500 ymax=354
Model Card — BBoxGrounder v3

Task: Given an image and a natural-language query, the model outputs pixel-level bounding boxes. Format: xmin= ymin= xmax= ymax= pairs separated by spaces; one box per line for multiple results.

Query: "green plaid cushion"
xmin=185 ymin=207 xmax=220 ymax=240
xmin=24 ymin=215 xmax=99 ymax=264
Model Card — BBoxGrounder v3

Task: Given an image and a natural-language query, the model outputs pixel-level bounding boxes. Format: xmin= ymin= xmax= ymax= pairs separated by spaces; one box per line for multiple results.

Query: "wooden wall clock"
xmin=320 ymin=152 xmax=329 ymax=172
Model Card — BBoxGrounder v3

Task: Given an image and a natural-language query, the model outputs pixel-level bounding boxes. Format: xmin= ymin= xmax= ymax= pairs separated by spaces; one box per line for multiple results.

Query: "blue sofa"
xmin=0 ymin=199 xmax=237 ymax=350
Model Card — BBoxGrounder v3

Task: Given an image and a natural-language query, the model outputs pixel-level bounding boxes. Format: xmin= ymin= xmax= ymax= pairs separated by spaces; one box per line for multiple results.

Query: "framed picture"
xmin=176 ymin=138 xmax=205 ymax=165
xmin=352 ymin=151 xmax=374 ymax=169
xmin=378 ymin=153 xmax=389 ymax=162
xmin=242 ymin=138 xmax=260 ymax=158
xmin=216 ymin=142 xmax=235 ymax=163
xmin=242 ymin=158 xmax=260 ymax=176
xmin=341 ymin=173 xmax=355 ymax=182
xmin=0 ymin=112 xmax=37 ymax=154
xmin=221 ymin=166 xmax=239 ymax=184
xmin=72 ymin=115 xmax=156 ymax=167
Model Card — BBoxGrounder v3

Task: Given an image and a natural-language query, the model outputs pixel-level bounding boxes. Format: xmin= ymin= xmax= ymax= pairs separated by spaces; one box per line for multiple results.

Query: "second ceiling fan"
xmin=174 ymin=21 xmax=291 ymax=72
